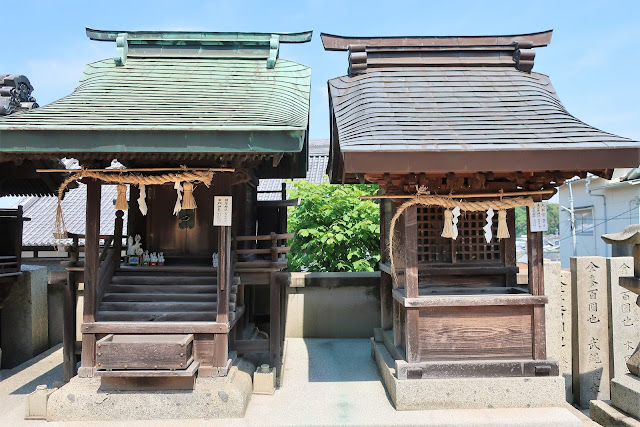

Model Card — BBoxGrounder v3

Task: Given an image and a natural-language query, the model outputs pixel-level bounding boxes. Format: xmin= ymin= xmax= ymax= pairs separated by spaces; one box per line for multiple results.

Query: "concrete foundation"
xmin=285 ymin=272 xmax=381 ymax=338
xmin=371 ymin=337 xmax=570 ymax=411
xmin=0 ymin=265 xmax=48 ymax=368
xmin=46 ymin=361 xmax=254 ymax=421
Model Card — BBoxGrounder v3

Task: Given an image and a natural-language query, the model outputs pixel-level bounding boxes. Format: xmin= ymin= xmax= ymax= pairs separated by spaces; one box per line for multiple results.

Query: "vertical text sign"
xmin=214 ymin=196 xmax=232 ymax=226
xmin=529 ymin=202 xmax=548 ymax=232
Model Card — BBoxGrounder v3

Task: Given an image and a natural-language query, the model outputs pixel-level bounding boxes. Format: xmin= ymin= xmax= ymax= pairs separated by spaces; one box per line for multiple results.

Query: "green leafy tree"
xmin=515 ymin=203 xmax=559 ymax=236
xmin=287 ymin=180 xmax=380 ymax=272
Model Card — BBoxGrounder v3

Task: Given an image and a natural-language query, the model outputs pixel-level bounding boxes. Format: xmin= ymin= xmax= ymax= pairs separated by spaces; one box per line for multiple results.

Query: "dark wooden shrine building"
xmin=0 ymin=28 xmax=312 ymax=387
xmin=322 ymin=31 xmax=640 ymax=380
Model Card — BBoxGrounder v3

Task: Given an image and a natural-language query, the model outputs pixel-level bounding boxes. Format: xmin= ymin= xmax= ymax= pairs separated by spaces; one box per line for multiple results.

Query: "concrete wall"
xmin=558 ymin=177 xmax=640 ymax=268
xmin=285 ymin=272 xmax=381 ymax=338
xmin=0 ymin=265 xmax=48 ymax=369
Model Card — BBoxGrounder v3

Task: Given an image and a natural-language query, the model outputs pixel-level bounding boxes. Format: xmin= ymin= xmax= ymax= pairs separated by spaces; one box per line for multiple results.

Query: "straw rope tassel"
xmin=181 ymin=182 xmax=196 ymax=210
xmin=115 ymin=184 xmax=128 ymax=210
xmin=497 ymin=210 xmax=510 ymax=240
xmin=173 ymin=182 xmax=183 ymax=215
xmin=441 ymin=208 xmax=454 ymax=238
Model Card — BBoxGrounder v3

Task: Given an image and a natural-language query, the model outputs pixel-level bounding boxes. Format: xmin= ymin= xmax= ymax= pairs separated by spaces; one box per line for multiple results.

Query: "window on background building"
xmin=575 ymin=208 xmax=594 ymax=235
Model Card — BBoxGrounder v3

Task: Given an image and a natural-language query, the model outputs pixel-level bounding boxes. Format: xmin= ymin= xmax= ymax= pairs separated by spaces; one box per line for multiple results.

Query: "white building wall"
xmin=559 ymin=175 xmax=640 ymax=268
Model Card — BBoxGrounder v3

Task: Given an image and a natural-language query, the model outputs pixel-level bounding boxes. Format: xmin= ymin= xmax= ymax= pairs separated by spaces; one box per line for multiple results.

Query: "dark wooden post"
xmin=504 ymin=209 xmax=517 ymax=286
xmin=380 ymin=199 xmax=393 ymax=330
xmin=269 ymin=232 xmax=282 ymax=374
xmin=79 ymin=179 xmax=101 ymax=377
xmin=213 ymin=225 xmax=230 ymax=371
xmin=63 ymin=234 xmax=80 ymax=381
xmin=527 ymin=205 xmax=546 ymax=360
xmin=113 ymin=210 xmax=124 ymax=267
xmin=403 ymin=205 xmax=420 ymax=363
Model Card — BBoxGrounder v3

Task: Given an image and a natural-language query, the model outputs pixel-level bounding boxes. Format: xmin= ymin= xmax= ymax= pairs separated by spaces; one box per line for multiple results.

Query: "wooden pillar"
xmin=269 ymin=232 xmax=282 ymax=375
xmin=379 ymin=199 xmax=393 ymax=330
xmin=63 ymin=235 xmax=80 ymax=381
xmin=216 ymin=225 xmax=230 ymax=324
xmin=213 ymin=225 xmax=230 ymax=370
xmin=404 ymin=205 xmax=419 ymax=298
xmin=63 ymin=270 xmax=78 ymax=381
xmin=113 ymin=210 xmax=124 ymax=265
xmin=381 ymin=272 xmax=393 ymax=330
xmin=527 ymin=205 xmax=547 ymax=360
xmin=504 ymin=208 xmax=517 ymax=286
xmin=79 ymin=179 xmax=100 ymax=377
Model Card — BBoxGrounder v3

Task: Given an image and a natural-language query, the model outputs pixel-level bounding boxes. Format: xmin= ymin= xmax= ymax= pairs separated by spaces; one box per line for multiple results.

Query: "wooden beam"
xmin=361 ymin=189 xmax=555 ymax=200
xmin=527 ymin=206 xmax=546 ymax=360
xmin=37 ymin=167 xmax=235 ymax=173
xmin=392 ymin=289 xmax=548 ymax=308
xmin=82 ymin=321 xmax=229 ymax=334
xmin=79 ymin=179 xmax=100 ymax=377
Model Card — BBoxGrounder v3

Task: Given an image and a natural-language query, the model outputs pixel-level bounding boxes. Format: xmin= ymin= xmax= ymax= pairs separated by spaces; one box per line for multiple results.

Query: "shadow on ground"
xmin=304 ymin=339 xmax=381 ymax=383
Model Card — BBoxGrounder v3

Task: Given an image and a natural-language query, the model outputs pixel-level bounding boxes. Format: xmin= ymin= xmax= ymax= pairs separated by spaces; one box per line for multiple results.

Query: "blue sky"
xmin=3 ymin=0 xmax=640 ymax=141
xmin=1 ymin=0 xmax=639 ymax=209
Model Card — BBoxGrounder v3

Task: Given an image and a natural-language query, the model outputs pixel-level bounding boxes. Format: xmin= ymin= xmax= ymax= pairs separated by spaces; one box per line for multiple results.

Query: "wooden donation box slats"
xmin=96 ymin=334 xmax=194 ymax=370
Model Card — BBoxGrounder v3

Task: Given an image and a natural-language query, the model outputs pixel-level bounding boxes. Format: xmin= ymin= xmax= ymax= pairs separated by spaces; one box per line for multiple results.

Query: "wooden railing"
xmin=233 ymin=232 xmax=293 ymax=271
xmin=62 ymin=210 xmax=124 ymax=382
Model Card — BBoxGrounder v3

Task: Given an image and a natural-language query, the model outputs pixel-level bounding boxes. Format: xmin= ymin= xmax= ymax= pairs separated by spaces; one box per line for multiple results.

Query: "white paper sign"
xmin=214 ymin=196 xmax=232 ymax=226
xmin=529 ymin=202 xmax=548 ymax=232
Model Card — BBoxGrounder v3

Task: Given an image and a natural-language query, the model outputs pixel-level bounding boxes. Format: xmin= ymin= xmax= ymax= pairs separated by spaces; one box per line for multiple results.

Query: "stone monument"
xmin=590 ymin=225 xmax=640 ymax=425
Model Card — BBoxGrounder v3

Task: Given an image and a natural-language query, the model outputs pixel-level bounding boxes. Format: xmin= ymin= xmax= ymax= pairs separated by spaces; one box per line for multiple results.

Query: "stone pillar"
xmin=545 ymin=261 xmax=573 ymax=402
xmin=0 ymin=265 xmax=48 ymax=368
xmin=571 ymin=256 xmax=611 ymax=408
xmin=606 ymin=257 xmax=640 ymax=380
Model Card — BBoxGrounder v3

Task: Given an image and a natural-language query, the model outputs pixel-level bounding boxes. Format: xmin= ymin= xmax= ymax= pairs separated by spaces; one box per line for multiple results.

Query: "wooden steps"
xmin=97 ymin=270 xmax=239 ymax=323
xmin=111 ymin=275 xmax=215 ymax=285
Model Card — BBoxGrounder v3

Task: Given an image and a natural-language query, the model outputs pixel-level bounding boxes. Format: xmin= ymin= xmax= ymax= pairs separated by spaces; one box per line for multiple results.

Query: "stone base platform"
xmin=590 ymin=400 xmax=640 ymax=426
xmin=590 ymin=374 xmax=640 ymax=426
xmin=47 ymin=361 xmax=254 ymax=421
xmin=371 ymin=337 xmax=570 ymax=412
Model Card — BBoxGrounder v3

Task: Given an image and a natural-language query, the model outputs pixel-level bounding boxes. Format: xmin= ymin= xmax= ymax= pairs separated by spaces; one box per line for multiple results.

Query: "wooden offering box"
xmin=96 ymin=334 xmax=194 ymax=370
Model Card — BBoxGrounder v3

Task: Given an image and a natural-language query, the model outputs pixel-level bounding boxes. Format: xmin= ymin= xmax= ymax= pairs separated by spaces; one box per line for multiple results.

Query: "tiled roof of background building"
xmin=257 ymin=139 xmax=329 ymax=201
xmin=17 ymin=184 xmax=127 ymax=247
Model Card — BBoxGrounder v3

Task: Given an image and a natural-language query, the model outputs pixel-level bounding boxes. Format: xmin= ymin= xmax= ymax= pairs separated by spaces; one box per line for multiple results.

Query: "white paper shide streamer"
xmin=483 ymin=208 xmax=494 ymax=243
xmin=137 ymin=184 xmax=148 ymax=216
xmin=451 ymin=206 xmax=461 ymax=240
xmin=173 ymin=181 xmax=183 ymax=215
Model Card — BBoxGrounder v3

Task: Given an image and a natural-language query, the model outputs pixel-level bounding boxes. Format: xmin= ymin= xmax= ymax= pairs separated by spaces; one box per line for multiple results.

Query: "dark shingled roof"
xmin=322 ymin=31 xmax=640 ymax=182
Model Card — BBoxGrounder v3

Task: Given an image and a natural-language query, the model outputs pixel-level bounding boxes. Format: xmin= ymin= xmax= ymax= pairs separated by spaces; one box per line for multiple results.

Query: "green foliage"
xmin=514 ymin=203 xmax=560 ymax=236
xmin=287 ymin=180 xmax=380 ymax=272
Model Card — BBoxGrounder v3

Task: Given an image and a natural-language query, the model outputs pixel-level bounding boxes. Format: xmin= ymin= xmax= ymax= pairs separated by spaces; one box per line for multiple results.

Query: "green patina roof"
xmin=0 ymin=29 xmax=312 ymax=157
